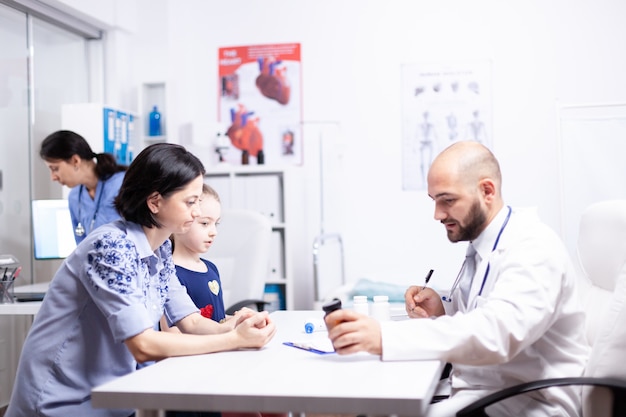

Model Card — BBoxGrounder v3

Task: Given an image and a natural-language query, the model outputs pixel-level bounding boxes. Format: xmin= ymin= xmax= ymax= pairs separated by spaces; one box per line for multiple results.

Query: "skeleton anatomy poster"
xmin=401 ymin=61 xmax=492 ymax=190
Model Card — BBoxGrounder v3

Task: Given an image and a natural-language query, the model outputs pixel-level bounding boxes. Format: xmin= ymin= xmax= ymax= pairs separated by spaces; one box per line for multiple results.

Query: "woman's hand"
xmin=223 ymin=307 xmax=257 ymax=329
xmin=234 ymin=311 xmax=276 ymax=348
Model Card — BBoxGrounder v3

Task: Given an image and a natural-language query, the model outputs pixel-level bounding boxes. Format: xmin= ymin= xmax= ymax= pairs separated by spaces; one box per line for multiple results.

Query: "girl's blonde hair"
xmin=202 ymin=183 xmax=220 ymax=203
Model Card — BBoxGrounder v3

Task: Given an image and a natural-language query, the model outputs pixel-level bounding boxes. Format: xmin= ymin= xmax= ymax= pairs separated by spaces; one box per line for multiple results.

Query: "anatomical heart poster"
xmin=218 ymin=43 xmax=302 ymax=166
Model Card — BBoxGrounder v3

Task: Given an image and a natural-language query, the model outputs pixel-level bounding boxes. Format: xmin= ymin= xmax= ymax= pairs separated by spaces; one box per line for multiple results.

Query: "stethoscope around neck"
xmin=442 ymin=206 xmax=512 ymax=303
xmin=75 ymin=182 xmax=106 ymax=237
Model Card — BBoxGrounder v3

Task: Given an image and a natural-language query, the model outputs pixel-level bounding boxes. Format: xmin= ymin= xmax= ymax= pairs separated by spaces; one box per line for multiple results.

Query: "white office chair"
xmin=578 ymin=199 xmax=626 ymax=417
xmin=204 ymin=208 xmax=273 ymax=315
xmin=456 ymin=199 xmax=626 ymax=417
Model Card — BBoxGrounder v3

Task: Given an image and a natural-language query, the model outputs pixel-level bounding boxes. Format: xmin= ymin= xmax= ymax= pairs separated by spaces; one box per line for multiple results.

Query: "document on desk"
xmin=283 ymin=337 xmax=336 ymax=355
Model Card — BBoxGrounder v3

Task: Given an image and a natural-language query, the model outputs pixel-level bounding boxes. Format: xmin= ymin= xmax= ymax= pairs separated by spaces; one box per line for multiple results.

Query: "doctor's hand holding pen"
xmin=405 ymin=269 xmax=445 ymax=318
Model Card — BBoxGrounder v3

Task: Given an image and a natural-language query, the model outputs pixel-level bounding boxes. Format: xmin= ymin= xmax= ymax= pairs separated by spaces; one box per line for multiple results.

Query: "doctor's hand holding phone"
xmin=323 ymin=299 xmax=383 ymax=356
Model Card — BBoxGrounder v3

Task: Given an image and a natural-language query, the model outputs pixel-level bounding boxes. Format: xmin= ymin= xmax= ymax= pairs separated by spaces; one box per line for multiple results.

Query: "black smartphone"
xmin=322 ymin=298 xmax=342 ymax=315
xmin=322 ymin=298 xmax=343 ymax=330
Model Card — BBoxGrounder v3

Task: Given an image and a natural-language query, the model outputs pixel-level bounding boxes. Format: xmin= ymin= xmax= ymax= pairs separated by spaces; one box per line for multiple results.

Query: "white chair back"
xmin=576 ymin=200 xmax=626 ymax=417
xmin=204 ymin=208 xmax=272 ymax=310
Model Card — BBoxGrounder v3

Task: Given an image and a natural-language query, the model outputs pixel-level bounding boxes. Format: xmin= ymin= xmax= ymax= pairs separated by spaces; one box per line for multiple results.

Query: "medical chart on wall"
xmin=401 ymin=61 xmax=492 ymax=190
xmin=217 ymin=43 xmax=302 ymax=166
xmin=559 ymin=103 xmax=626 ymax=257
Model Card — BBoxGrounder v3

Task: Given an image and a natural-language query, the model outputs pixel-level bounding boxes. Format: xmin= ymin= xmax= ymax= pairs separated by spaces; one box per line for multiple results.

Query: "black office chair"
xmin=456 ymin=377 xmax=626 ymax=417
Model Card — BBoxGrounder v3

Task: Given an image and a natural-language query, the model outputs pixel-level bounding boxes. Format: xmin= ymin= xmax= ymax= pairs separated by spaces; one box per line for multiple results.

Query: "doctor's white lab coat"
xmin=380 ymin=207 xmax=590 ymax=416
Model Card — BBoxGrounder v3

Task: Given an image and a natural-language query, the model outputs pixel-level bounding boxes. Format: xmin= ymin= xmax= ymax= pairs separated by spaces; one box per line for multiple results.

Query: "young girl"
xmin=161 ymin=184 xmax=286 ymax=417
xmin=7 ymin=143 xmax=276 ymax=417
xmin=161 ymin=184 xmax=232 ymax=331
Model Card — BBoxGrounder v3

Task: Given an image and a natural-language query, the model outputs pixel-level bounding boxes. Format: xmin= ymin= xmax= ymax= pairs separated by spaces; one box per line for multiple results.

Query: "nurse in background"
xmin=40 ymin=130 xmax=127 ymax=243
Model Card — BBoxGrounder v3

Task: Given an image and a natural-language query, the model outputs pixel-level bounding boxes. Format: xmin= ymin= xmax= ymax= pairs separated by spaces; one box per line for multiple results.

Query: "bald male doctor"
xmin=325 ymin=141 xmax=589 ymax=416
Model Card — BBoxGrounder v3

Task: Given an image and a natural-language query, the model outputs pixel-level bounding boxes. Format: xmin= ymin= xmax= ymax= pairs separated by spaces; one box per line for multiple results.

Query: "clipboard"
xmin=283 ymin=340 xmax=336 ymax=355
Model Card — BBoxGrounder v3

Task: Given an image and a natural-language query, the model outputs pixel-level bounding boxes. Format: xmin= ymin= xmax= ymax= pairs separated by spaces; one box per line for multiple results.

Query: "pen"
xmin=12 ymin=266 xmax=22 ymax=281
xmin=422 ymin=269 xmax=434 ymax=291
xmin=293 ymin=342 xmax=322 ymax=353
xmin=283 ymin=342 xmax=334 ymax=355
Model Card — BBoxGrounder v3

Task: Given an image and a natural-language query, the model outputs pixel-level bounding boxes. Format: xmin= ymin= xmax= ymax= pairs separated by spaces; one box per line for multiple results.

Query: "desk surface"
xmin=92 ymin=310 xmax=444 ymax=415
xmin=0 ymin=282 xmax=48 ymax=315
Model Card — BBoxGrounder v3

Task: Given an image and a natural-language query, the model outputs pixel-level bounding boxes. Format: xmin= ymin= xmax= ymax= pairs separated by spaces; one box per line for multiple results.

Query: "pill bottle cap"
xmin=353 ymin=295 xmax=368 ymax=303
xmin=373 ymin=295 xmax=389 ymax=303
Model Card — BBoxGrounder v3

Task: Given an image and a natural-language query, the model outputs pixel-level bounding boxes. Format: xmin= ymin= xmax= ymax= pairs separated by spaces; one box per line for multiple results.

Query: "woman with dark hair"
xmin=7 ymin=143 xmax=277 ymax=417
xmin=40 ymin=130 xmax=127 ymax=243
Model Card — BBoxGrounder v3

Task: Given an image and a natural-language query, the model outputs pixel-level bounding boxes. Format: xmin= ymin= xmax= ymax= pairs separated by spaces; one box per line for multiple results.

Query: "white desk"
xmin=0 ymin=282 xmax=48 ymax=315
xmin=92 ymin=310 xmax=444 ymax=416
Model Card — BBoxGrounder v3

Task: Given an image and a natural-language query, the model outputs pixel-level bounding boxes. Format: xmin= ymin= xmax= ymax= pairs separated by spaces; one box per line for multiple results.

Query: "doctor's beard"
xmin=445 ymin=199 xmax=486 ymax=243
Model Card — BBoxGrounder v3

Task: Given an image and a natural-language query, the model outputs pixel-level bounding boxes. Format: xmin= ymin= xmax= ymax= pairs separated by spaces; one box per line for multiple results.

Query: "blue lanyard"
xmin=443 ymin=205 xmax=512 ymax=303
xmin=77 ymin=181 xmax=106 ymax=234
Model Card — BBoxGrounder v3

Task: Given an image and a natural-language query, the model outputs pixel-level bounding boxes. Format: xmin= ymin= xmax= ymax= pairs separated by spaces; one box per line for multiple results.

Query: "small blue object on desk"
xmin=304 ymin=318 xmax=326 ymax=333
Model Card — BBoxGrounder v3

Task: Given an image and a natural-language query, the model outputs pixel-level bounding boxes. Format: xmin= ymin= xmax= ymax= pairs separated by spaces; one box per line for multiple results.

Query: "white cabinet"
xmin=204 ymin=166 xmax=295 ymax=310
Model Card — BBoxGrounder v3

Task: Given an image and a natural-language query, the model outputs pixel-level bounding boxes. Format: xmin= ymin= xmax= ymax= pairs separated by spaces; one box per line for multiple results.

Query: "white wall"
xmin=56 ymin=0 xmax=626 ymax=308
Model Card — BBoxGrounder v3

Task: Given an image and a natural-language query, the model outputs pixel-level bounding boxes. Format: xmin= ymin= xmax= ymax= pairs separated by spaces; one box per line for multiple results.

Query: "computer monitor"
xmin=31 ymin=199 xmax=77 ymax=260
